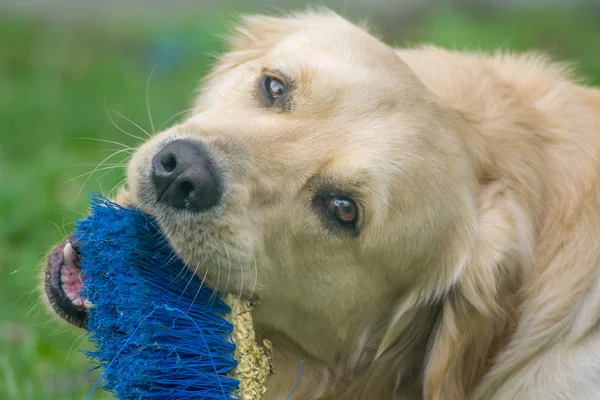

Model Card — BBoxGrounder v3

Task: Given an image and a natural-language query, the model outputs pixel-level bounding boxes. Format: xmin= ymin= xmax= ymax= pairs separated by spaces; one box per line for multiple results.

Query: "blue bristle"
xmin=75 ymin=195 xmax=239 ymax=399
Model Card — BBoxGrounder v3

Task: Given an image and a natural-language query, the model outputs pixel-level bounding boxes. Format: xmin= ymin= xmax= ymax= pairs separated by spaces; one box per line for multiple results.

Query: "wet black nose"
xmin=151 ymin=139 xmax=221 ymax=211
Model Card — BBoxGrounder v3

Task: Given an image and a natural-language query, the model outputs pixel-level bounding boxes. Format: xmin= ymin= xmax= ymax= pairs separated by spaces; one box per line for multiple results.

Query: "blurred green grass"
xmin=1 ymin=6 xmax=599 ymax=400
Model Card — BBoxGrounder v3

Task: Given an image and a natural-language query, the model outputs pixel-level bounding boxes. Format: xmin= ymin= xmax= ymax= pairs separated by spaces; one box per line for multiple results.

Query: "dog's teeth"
xmin=83 ymin=300 xmax=93 ymax=309
xmin=63 ymin=242 xmax=74 ymax=266
xmin=61 ymin=275 xmax=68 ymax=283
xmin=72 ymin=298 xmax=83 ymax=307
xmin=66 ymin=292 xmax=76 ymax=300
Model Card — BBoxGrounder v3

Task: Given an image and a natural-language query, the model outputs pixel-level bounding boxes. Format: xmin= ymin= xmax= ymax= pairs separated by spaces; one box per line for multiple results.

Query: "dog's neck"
xmin=256 ymin=295 xmax=443 ymax=399
xmin=324 ymin=299 xmax=442 ymax=399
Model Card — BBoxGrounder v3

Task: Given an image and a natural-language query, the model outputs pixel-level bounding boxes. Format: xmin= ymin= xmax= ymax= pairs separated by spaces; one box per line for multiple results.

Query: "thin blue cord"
xmin=283 ymin=358 xmax=305 ymax=400
xmin=86 ymin=308 xmax=157 ymax=400
xmin=170 ymin=307 xmax=227 ymax=398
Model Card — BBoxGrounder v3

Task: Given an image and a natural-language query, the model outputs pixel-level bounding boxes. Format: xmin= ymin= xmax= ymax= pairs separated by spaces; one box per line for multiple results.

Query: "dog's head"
xmin=51 ymin=11 xmax=529 ymax=398
xmin=129 ymin=10 xmax=476 ymax=360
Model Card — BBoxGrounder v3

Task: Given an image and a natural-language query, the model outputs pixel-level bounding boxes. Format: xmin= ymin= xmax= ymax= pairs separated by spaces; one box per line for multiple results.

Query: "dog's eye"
xmin=326 ymin=197 xmax=358 ymax=228
xmin=263 ymin=76 xmax=285 ymax=102
xmin=313 ymin=194 xmax=361 ymax=235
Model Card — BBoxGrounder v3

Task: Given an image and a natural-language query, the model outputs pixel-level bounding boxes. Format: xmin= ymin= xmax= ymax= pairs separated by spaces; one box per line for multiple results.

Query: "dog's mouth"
xmin=44 ymin=236 xmax=91 ymax=329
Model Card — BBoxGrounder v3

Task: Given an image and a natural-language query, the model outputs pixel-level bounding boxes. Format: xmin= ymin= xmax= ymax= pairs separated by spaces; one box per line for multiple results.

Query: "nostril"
xmin=160 ymin=152 xmax=177 ymax=173
xmin=179 ymin=180 xmax=194 ymax=198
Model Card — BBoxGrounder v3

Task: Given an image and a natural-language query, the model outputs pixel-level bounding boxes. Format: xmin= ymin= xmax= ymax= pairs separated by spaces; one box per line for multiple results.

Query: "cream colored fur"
xmin=50 ymin=10 xmax=600 ymax=400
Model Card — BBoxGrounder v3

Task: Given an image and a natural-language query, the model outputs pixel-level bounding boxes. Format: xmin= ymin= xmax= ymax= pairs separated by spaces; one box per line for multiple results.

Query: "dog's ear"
xmin=423 ymin=181 xmax=532 ymax=399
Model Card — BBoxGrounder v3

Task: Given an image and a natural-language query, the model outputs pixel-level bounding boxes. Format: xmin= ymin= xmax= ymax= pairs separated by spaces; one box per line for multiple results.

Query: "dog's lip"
xmin=44 ymin=236 xmax=88 ymax=329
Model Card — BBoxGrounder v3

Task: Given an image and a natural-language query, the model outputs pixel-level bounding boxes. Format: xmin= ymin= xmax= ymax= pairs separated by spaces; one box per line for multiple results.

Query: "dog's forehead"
xmin=270 ymin=24 xmax=397 ymax=68
xmin=262 ymin=28 xmax=421 ymax=102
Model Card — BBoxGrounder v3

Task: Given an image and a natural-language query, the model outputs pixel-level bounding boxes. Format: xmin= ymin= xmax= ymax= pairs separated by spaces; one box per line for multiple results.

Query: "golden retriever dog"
xmin=43 ymin=10 xmax=600 ymax=400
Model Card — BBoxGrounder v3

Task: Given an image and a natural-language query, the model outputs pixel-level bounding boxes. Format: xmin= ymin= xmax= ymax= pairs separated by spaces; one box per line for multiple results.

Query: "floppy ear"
xmin=423 ymin=180 xmax=532 ymax=399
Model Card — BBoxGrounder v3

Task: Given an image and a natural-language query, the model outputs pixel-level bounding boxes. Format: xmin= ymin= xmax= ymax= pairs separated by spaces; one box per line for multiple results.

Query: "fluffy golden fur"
xmin=47 ymin=10 xmax=600 ymax=399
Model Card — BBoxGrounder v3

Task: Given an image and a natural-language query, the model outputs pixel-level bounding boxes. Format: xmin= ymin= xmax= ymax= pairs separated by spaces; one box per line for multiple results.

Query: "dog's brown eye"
xmin=263 ymin=76 xmax=285 ymax=102
xmin=326 ymin=198 xmax=358 ymax=227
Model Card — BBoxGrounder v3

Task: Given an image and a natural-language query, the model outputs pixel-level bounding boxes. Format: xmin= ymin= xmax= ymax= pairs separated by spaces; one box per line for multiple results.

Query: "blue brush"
xmin=75 ymin=195 xmax=241 ymax=399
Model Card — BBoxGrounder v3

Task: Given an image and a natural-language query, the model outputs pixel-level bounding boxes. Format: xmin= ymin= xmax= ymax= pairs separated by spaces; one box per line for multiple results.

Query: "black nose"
xmin=151 ymin=140 xmax=221 ymax=211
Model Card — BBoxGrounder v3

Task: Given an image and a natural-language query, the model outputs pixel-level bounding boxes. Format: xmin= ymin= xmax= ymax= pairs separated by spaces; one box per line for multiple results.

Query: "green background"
xmin=2 ymin=3 xmax=599 ymax=399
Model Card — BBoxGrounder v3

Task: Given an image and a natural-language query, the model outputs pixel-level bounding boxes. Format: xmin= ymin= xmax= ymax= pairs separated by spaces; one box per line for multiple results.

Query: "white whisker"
xmin=49 ymin=220 xmax=68 ymax=237
xmin=107 ymin=177 xmax=128 ymax=198
xmin=67 ymin=163 xmax=128 ymax=168
xmin=197 ymin=252 xmax=212 ymax=292
xmin=75 ymin=148 xmax=132 ymax=200
xmin=103 ymin=95 xmax=146 ymax=142
xmin=248 ymin=252 xmax=259 ymax=302
xmin=238 ymin=245 xmax=244 ymax=301
xmin=106 ymin=107 xmax=151 ymax=139
xmin=62 ymin=165 xmax=127 ymax=185
xmin=98 ymin=148 xmax=134 ymax=155
xmin=158 ymin=108 xmax=193 ymax=131
xmin=181 ymin=260 xmax=201 ymax=299
xmin=96 ymin=159 xmax=130 ymax=184
xmin=209 ymin=249 xmax=223 ymax=305
xmin=74 ymin=137 xmax=133 ymax=150
xmin=146 ymin=64 xmax=160 ymax=134
xmin=179 ymin=237 xmax=207 ymax=299
xmin=64 ymin=333 xmax=88 ymax=365
xmin=189 ymin=251 xmax=212 ymax=311
xmin=222 ymin=241 xmax=232 ymax=297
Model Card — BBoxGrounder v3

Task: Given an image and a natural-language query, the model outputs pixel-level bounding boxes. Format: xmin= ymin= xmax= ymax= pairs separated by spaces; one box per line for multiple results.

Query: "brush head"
xmin=75 ymin=195 xmax=239 ymax=399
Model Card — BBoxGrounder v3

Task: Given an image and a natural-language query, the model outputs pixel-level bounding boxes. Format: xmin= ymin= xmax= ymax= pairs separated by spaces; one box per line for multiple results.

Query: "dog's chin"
xmin=187 ymin=268 xmax=260 ymax=303
xmin=195 ymin=263 xmax=261 ymax=303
